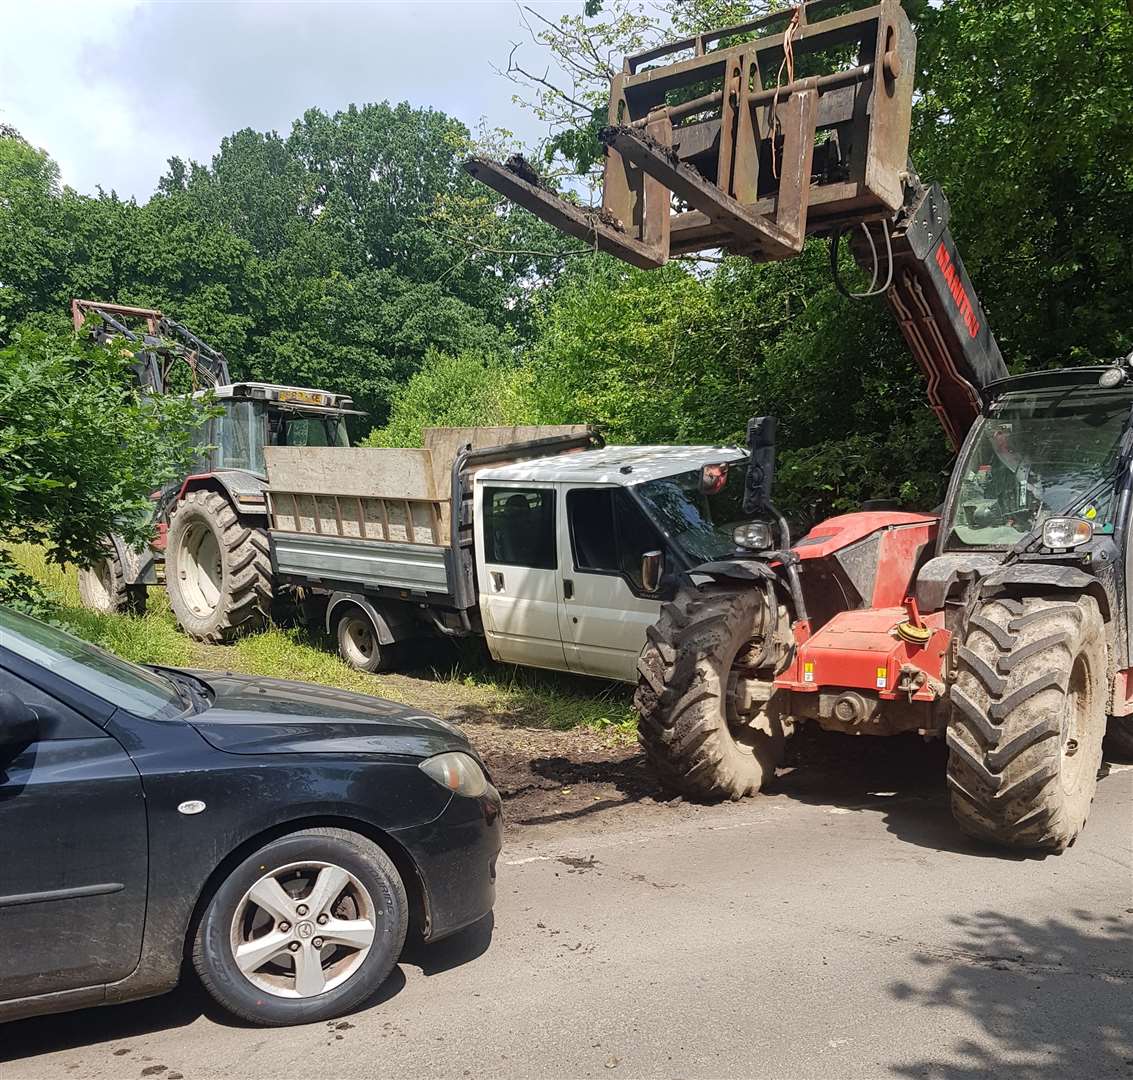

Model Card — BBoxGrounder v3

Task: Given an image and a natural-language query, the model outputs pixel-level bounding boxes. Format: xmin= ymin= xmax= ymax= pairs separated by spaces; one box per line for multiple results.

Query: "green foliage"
xmin=364 ymin=350 xmax=537 ymax=447
xmin=0 ymin=331 xmax=208 ymax=579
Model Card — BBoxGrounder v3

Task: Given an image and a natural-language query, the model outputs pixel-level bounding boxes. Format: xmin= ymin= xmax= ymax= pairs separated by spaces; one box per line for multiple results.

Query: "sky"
xmin=0 ymin=0 xmax=596 ymax=201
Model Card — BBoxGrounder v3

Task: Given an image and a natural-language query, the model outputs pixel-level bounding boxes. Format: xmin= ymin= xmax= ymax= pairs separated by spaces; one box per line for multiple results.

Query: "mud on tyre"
xmin=635 ymin=582 xmax=790 ymax=800
xmin=165 ymin=489 xmax=273 ymax=644
xmin=947 ymin=594 xmax=1107 ymax=852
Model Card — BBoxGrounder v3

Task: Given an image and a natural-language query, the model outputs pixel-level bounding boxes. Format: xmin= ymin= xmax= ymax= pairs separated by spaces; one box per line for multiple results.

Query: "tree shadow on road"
xmin=887 ymin=909 xmax=1133 ymax=1079
xmin=768 ymin=726 xmax=1127 ymax=859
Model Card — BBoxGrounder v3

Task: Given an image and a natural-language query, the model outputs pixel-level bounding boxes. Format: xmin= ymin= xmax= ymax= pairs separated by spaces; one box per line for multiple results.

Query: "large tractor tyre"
xmin=165 ymin=489 xmax=273 ymax=644
xmin=77 ymin=547 xmax=147 ymax=616
xmin=636 ymin=583 xmax=789 ymax=800
xmin=1104 ymin=717 xmax=1133 ymax=761
xmin=947 ymin=595 xmax=1107 ymax=852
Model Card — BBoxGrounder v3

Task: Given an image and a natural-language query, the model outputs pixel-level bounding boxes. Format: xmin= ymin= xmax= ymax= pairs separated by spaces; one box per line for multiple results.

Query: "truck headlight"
xmin=734 ymin=521 xmax=774 ymax=551
xmin=420 ymin=752 xmax=488 ymax=797
xmin=1042 ymin=517 xmax=1093 ymax=550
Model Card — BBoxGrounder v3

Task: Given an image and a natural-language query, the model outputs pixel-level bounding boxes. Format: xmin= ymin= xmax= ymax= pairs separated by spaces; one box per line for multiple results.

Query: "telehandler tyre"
xmin=165 ymin=489 xmax=273 ymax=644
xmin=947 ymin=595 xmax=1106 ymax=852
xmin=636 ymin=583 xmax=789 ymax=800
xmin=77 ymin=546 xmax=147 ymax=616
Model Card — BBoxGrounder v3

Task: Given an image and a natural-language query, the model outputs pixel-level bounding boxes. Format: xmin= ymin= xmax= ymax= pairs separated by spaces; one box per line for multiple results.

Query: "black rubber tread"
xmin=947 ymin=595 xmax=1107 ymax=852
xmin=192 ymin=827 xmax=408 ymax=1026
xmin=634 ymin=583 xmax=789 ymax=800
xmin=165 ymin=489 xmax=273 ymax=644
xmin=77 ymin=546 xmax=146 ymax=616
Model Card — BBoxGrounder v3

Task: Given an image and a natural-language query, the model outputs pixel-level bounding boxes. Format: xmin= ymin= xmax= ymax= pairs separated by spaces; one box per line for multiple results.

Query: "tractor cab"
xmin=941 ymin=368 xmax=1133 ymax=554
xmin=197 ymin=382 xmax=362 ymax=479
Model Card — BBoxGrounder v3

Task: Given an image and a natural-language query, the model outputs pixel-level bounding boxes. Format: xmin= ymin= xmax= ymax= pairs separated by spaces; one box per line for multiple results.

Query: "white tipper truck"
xmin=264 ymin=427 xmax=749 ymax=680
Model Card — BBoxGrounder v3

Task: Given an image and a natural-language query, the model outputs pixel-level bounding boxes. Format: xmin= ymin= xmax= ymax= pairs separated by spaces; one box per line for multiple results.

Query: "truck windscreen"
xmin=635 ymin=462 xmax=748 ymax=564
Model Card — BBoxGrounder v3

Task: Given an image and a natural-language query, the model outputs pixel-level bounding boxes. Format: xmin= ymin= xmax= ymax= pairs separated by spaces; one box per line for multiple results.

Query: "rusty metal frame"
xmin=466 ymin=0 xmax=916 ymax=267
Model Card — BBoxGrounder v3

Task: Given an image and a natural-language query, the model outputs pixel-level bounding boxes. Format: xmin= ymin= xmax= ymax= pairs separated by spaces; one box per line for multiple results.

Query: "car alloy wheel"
xmin=230 ymin=860 xmax=377 ymax=999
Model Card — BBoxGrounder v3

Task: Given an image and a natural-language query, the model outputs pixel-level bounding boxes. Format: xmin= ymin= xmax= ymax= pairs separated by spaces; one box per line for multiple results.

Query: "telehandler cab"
xmin=467 ymin=0 xmax=1133 ymax=850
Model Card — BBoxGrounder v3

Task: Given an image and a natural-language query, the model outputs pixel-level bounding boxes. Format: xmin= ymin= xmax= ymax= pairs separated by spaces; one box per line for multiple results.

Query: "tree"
xmin=364 ymin=349 xmax=537 ymax=448
xmin=0 ymin=330 xmax=207 ymax=609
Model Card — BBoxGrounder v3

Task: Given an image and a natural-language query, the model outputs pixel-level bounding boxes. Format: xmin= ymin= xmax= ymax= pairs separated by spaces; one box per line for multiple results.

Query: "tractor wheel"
xmin=77 ymin=547 xmax=147 ymax=616
xmin=947 ymin=595 xmax=1107 ymax=852
xmin=635 ymin=583 xmax=790 ymax=800
xmin=165 ymin=489 xmax=273 ymax=644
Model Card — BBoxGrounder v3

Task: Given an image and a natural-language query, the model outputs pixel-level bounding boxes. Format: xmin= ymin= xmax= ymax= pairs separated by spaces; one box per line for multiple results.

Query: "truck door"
xmin=476 ymin=483 xmax=569 ymax=672
xmin=559 ymin=485 xmax=667 ymax=682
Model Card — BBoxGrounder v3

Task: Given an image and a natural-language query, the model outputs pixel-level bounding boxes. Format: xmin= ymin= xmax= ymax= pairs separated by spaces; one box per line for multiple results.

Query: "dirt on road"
xmin=459 ymin=719 xmax=964 ymax=833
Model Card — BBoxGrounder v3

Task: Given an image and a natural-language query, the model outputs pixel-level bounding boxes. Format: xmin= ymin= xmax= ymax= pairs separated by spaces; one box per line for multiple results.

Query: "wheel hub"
xmin=230 ymin=860 xmax=377 ymax=999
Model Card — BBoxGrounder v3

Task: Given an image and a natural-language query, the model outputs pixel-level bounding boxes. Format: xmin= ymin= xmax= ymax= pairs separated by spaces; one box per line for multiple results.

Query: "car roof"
xmin=475 ymin=445 xmax=747 ymax=486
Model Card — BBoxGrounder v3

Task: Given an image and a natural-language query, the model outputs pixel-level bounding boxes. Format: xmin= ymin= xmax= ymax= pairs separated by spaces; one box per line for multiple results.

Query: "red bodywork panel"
xmin=775 ymin=608 xmax=949 ymax=702
xmin=793 ymin=511 xmax=939 ymax=609
xmin=774 ymin=511 xmax=947 ymax=702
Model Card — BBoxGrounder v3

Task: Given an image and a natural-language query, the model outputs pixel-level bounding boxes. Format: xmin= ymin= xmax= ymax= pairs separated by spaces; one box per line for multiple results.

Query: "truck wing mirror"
xmin=0 ymin=691 xmax=38 ymax=764
xmin=641 ymin=550 xmax=664 ymax=594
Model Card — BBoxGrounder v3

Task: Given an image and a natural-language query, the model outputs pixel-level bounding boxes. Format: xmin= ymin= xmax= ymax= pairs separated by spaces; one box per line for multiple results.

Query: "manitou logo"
xmin=935 ymin=243 xmax=981 ymax=339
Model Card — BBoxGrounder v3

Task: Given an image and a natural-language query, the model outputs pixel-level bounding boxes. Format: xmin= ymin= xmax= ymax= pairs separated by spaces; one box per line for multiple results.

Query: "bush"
xmin=363 ymin=348 xmax=537 ymax=447
xmin=0 ymin=330 xmax=209 ymax=605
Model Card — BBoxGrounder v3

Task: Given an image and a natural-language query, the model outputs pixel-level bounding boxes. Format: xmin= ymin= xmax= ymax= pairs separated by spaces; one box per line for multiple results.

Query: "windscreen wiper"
xmin=147 ymin=665 xmax=214 ymax=712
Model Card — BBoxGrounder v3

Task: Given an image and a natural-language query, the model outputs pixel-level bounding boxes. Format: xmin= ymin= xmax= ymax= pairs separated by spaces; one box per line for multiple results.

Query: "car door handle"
xmin=490 ymin=571 xmax=505 ymax=592
xmin=563 ymin=579 xmax=574 ymax=600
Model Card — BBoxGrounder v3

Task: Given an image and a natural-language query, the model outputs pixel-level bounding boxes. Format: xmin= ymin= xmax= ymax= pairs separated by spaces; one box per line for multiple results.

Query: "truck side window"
xmin=569 ymin=488 xmax=663 ymax=592
xmin=483 ymin=488 xmax=557 ymax=570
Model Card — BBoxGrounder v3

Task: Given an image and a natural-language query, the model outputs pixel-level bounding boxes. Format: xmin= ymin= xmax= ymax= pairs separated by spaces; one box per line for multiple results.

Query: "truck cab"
xmin=473 ymin=446 xmax=749 ymax=681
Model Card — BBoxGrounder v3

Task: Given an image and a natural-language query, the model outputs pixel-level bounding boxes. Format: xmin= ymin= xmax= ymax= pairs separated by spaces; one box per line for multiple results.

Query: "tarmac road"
xmin=5 ymin=739 xmax=1132 ymax=1080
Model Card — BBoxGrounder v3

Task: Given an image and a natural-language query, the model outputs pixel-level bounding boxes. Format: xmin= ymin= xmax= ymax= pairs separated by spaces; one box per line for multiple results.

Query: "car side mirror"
xmin=0 ymin=690 xmax=37 ymax=763
xmin=641 ymin=550 xmax=664 ymax=594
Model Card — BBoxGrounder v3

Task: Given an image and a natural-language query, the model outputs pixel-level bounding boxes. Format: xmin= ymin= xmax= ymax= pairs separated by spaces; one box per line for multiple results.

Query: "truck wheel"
xmin=166 ymin=490 xmax=272 ymax=644
xmin=947 ymin=595 xmax=1107 ymax=852
xmin=635 ymin=583 xmax=789 ymax=800
xmin=77 ymin=547 xmax=147 ymax=616
xmin=336 ymin=608 xmax=397 ymax=673
xmin=192 ymin=827 xmax=408 ymax=1026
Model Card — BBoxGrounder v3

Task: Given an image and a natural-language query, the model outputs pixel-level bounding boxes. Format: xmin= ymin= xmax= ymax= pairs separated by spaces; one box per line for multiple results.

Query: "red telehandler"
xmin=467 ymin=0 xmax=1133 ymax=850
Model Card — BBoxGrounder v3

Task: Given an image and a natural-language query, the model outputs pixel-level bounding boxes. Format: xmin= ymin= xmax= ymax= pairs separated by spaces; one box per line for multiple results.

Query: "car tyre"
xmin=193 ymin=827 xmax=408 ymax=1026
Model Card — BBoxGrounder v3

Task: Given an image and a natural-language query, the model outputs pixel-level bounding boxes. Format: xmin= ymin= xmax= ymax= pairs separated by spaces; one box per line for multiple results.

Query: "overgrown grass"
xmin=6 ymin=544 xmax=636 ymax=735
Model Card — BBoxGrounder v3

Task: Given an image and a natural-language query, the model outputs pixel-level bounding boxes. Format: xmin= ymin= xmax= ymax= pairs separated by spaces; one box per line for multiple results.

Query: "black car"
xmin=0 ymin=608 xmax=502 ymax=1027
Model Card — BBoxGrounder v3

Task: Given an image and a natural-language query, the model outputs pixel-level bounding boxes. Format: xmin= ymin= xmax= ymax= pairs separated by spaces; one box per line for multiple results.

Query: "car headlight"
xmin=419 ymin=752 xmax=488 ymax=797
xmin=1042 ymin=517 xmax=1093 ymax=550
xmin=733 ymin=521 xmax=774 ymax=551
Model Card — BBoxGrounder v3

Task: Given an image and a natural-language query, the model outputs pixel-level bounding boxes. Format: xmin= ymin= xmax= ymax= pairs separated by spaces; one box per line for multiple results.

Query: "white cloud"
xmin=0 ymin=0 xmax=581 ymax=199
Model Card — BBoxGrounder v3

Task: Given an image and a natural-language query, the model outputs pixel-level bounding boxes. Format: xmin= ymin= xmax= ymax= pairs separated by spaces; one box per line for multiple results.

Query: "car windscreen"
xmin=634 ymin=461 xmax=748 ymax=564
xmin=0 ymin=608 xmax=186 ymax=720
